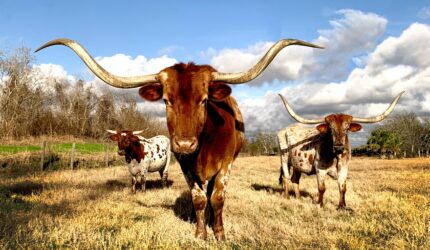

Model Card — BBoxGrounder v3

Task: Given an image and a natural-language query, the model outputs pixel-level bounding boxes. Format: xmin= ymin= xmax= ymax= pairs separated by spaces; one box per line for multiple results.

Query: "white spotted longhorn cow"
xmin=107 ymin=130 xmax=171 ymax=193
xmin=277 ymin=92 xmax=403 ymax=209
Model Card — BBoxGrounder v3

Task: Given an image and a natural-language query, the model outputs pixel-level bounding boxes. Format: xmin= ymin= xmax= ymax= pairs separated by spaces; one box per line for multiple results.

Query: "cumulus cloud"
xmin=88 ymin=53 xmax=177 ymax=99
xmin=301 ymin=9 xmax=387 ymax=82
xmin=33 ymin=63 xmax=76 ymax=83
xmin=209 ymin=9 xmax=387 ymax=86
xmin=238 ymin=22 xmax=430 ymax=148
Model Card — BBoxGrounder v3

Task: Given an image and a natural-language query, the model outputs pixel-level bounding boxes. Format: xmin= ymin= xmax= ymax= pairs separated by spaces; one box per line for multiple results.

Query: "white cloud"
xmin=301 ymin=9 xmax=387 ymax=81
xmin=89 ymin=53 xmax=178 ymax=104
xmin=95 ymin=53 xmax=177 ymax=76
xmin=237 ymin=22 xmax=430 ymax=147
xmin=33 ymin=63 xmax=76 ymax=83
xmin=208 ymin=9 xmax=387 ymax=86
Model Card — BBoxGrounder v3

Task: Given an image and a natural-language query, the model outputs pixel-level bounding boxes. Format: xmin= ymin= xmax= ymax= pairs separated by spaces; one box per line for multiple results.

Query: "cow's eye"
xmin=163 ymin=99 xmax=172 ymax=106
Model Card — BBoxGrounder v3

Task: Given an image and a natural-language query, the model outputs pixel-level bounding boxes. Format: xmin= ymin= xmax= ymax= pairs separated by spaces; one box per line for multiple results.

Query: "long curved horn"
xmin=278 ymin=94 xmax=325 ymax=124
xmin=352 ymin=91 xmax=404 ymax=123
xmin=35 ymin=38 xmax=159 ymax=88
xmin=132 ymin=130 xmax=145 ymax=135
xmin=212 ymin=39 xmax=323 ymax=84
xmin=106 ymin=129 xmax=117 ymax=134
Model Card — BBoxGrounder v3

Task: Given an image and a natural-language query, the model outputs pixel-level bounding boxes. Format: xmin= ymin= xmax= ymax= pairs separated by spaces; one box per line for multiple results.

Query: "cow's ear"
xmin=109 ymin=134 xmax=119 ymax=141
xmin=349 ymin=123 xmax=362 ymax=132
xmin=316 ymin=123 xmax=329 ymax=133
xmin=209 ymin=83 xmax=231 ymax=101
xmin=139 ymin=83 xmax=163 ymax=101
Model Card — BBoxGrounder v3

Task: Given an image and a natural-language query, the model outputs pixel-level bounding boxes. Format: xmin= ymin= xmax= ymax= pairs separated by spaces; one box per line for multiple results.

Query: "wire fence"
xmin=0 ymin=141 xmax=124 ymax=174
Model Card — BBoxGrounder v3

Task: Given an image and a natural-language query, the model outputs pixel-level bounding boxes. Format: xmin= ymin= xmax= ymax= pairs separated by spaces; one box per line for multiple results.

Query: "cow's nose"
xmin=333 ymin=145 xmax=344 ymax=154
xmin=117 ymin=149 xmax=126 ymax=155
xmin=172 ymin=137 xmax=198 ymax=155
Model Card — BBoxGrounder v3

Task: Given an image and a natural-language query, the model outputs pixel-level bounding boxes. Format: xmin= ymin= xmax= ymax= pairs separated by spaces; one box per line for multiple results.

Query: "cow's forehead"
xmin=160 ymin=64 xmax=213 ymax=99
xmin=325 ymin=114 xmax=353 ymax=124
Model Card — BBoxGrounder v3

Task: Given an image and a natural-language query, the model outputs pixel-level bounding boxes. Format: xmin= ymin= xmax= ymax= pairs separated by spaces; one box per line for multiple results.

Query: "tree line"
xmin=354 ymin=112 xmax=430 ymax=158
xmin=0 ymin=47 xmax=166 ymax=140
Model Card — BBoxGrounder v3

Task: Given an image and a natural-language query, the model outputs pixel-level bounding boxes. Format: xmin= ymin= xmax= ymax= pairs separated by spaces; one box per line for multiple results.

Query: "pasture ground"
xmin=0 ymin=156 xmax=429 ymax=249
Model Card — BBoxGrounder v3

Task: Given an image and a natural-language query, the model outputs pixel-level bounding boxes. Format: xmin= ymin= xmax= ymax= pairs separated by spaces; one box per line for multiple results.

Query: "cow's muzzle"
xmin=172 ymin=137 xmax=198 ymax=155
xmin=117 ymin=149 xmax=126 ymax=156
xmin=333 ymin=145 xmax=345 ymax=154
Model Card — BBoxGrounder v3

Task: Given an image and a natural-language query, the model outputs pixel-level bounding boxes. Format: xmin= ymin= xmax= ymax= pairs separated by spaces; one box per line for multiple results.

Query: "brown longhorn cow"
xmin=277 ymin=92 xmax=403 ymax=209
xmin=36 ymin=38 xmax=321 ymax=240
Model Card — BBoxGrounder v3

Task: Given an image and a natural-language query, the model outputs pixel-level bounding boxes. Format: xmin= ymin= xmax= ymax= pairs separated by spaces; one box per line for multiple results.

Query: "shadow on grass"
xmin=145 ymin=179 xmax=174 ymax=189
xmin=101 ymin=179 xmax=174 ymax=192
xmin=1 ymin=181 xmax=44 ymax=196
xmin=173 ymin=191 xmax=196 ymax=222
xmin=251 ymin=183 xmax=312 ymax=198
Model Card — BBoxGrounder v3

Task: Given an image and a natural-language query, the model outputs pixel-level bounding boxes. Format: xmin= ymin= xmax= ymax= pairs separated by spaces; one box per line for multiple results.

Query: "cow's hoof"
xmin=195 ymin=230 xmax=207 ymax=240
xmin=214 ymin=231 xmax=226 ymax=241
xmin=337 ymin=206 xmax=354 ymax=212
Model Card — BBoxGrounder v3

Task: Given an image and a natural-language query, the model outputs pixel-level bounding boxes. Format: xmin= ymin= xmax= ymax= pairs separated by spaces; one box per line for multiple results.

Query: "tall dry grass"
xmin=0 ymin=157 xmax=429 ymax=249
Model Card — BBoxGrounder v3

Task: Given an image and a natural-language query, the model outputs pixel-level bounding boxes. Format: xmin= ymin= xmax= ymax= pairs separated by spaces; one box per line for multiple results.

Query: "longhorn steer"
xmin=36 ymin=38 xmax=321 ymax=240
xmin=107 ymin=130 xmax=171 ymax=193
xmin=277 ymin=92 xmax=403 ymax=209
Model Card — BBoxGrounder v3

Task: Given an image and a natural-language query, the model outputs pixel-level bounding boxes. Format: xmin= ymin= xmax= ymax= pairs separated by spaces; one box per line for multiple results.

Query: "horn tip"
xmin=34 ymin=38 xmax=75 ymax=53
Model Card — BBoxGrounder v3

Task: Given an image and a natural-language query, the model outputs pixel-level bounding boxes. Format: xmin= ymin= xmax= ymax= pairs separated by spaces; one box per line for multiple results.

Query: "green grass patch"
xmin=0 ymin=145 xmax=41 ymax=154
xmin=0 ymin=143 xmax=116 ymax=154
xmin=51 ymin=143 xmax=115 ymax=154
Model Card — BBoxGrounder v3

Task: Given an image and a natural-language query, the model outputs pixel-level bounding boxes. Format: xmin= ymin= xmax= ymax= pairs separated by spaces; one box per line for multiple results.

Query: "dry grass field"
xmin=0 ymin=156 xmax=429 ymax=249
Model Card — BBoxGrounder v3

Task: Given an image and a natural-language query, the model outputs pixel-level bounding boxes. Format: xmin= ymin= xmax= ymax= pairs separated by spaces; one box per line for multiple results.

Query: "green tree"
xmin=367 ymin=127 xmax=402 ymax=158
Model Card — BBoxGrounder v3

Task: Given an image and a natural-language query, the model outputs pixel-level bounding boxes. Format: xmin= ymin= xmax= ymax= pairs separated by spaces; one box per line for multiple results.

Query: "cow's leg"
xmin=159 ymin=169 xmax=168 ymax=188
xmin=337 ymin=166 xmax=348 ymax=209
xmin=280 ymin=162 xmax=291 ymax=199
xmin=141 ymin=163 xmax=148 ymax=192
xmin=316 ymin=170 xmax=326 ymax=207
xmin=278 ymin=131 xmax=290 ymax=198
xmin=191 ymin=182 xmax=208 ymax=240
xmin=131 ymin=176 xmax=137 ymax=194
xmin=160 ymin=151 xmax=170 ymax=188
xmin=210 ymin=162 xmax=231 ymax=241
xmin=291 ymin=168 xmax=302 ymax=199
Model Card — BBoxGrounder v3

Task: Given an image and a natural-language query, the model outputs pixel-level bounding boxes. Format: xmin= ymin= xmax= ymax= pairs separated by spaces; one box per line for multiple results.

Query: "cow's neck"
xmin=319 ymin=132 xmax=336 ymax=161
xmin=125 ymin=141 xmax=145 ymax=163
xmin=344 ymin=135 xmax=351 ymax=157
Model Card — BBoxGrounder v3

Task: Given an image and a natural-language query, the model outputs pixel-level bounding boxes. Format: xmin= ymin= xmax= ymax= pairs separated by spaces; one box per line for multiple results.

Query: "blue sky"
xmin=1 ymin=1 xmax=430 ymax=145
xmin=1 ymin=1 xmax=428 ymax=71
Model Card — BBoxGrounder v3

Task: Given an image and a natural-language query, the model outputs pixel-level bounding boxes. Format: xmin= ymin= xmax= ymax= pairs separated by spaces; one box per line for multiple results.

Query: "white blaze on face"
xmin=121 ymin=133 xmax=127 ymax=136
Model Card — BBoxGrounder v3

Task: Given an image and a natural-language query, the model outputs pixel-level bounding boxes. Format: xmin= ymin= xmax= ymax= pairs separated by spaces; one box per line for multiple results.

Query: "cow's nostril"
xmin=173 ymin=137 xmax=198 ymax=154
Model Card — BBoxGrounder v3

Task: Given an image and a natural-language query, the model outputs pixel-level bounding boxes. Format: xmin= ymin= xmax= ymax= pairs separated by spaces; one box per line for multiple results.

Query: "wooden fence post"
xmin=105 ymin=143 xmax=109 ymax=167
xmin=70 ymin=143 xmax=76 ymax=170
xmin=40 ymin=141 xmax=47 ymax=171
